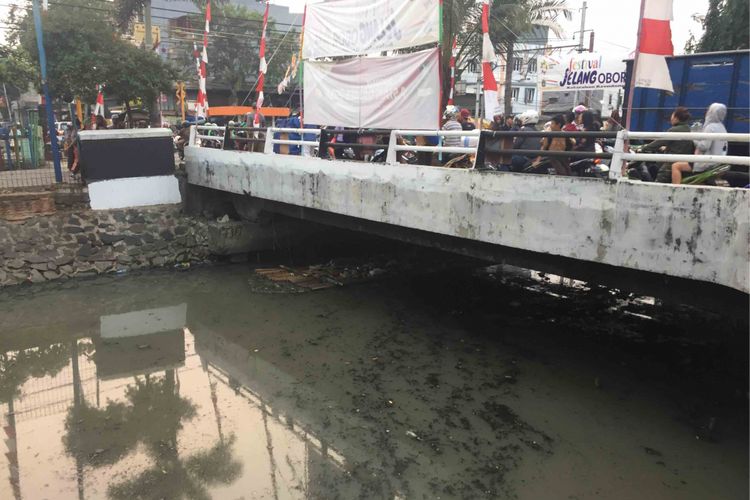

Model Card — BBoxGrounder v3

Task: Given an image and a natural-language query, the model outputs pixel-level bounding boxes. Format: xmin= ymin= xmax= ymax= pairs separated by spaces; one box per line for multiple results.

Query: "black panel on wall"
xmin=80 ymin=136 xmax=175 ymax=182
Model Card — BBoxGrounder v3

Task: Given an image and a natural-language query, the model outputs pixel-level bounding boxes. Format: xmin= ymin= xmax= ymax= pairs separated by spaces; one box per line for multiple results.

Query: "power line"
xmin=239 ymin=13 xmax=300 ymax=107
xmin=0 ymin=2 xmax=298 ymax=38
xmin=149 ymin=4 xmax=301 ymax=29
xmin=10 ymin=0 xmax=302 ymax=29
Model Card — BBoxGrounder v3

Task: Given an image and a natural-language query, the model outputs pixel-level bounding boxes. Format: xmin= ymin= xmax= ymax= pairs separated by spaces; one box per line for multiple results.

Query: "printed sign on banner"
xmin=303 ymin=48 xmax=440 ymax=130
xmin=540 ymin=52 xmax=627 ymax=91
xmin=303 ymin=0 xmax=440 ymax=59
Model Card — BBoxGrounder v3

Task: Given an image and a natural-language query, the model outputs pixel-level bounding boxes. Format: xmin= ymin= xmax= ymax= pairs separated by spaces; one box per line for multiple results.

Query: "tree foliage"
xmin=9 ymin=0 xmax=175 ymax=112
xmin=0 ymin=45 xmax=37 ymax=111
xmin=441 ymin=0 xmax=571 ymax=114
xmin=173 ymin=3 xmax=297 ymax=105
xmin=113 ymin=0 xmax=149 ymax=31
xmin=698 ymin=0 xmax=749 ymax=52
xmin=16 ymin=0 xmax=115 ymax=101
xmin=105 ymin=43 xmax=178 ymax=107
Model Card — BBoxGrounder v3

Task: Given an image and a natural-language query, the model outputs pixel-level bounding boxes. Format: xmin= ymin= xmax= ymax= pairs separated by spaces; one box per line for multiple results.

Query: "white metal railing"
xmin=191 ymin=124 xmax=225 ymax=148
xmin=609 ymin=130 xmax=750 ymax=180
xmin=386 ymin=129 xmax=480 ymax=166
xmin=188 ymin=125 xmax=748 ymax=185
xmin=263 ymin=127 xmax=321 ymax=154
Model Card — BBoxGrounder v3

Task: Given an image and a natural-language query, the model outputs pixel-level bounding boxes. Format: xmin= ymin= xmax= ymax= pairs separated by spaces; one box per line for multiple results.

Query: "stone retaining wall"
xmin=0 ymin=205 xmax=211 ymax=287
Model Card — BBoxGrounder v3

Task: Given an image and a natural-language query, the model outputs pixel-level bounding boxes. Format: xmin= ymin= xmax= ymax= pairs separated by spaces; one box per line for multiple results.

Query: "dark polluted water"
xmin=0 ymin=263 xmax=746 ymax=500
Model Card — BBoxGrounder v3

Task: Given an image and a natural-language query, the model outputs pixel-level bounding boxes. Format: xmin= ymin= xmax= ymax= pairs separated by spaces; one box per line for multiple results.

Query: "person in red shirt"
xmin=562 ymin=111 xmax=578 ymax=132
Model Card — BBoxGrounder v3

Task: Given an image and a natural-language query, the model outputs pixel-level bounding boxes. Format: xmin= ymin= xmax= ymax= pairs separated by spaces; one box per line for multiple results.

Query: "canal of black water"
xmin=0 ymin=253 xmax=747 ymax=499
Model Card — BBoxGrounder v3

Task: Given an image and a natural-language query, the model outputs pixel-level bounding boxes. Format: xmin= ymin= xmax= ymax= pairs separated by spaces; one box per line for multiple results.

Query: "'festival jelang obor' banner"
xmin=303 ymin=48 xmax=440 ymax=130
xmin=540 ymin=52 xmax=627 ymax=91
xmin=302 ymin=0 xmax=440 ymax=59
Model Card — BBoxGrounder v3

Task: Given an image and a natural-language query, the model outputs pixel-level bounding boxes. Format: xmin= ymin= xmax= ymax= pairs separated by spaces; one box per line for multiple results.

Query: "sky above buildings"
xmin=559 ymin=0 xmax=708 ymax=57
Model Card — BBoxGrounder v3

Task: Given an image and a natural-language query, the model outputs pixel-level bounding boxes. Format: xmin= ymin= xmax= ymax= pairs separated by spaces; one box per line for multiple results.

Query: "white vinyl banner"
xmin=304 ymin=48 xmax=440 ymax=130
xmin=539 ymin=52 xmax=627 ymax=91
xmin=303 ymin=0 xmax=440 ymax=59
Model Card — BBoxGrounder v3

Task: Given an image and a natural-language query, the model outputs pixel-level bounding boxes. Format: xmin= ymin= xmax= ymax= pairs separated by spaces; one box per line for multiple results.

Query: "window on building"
xmin=527 ymin=58 xmax=537 ymax=73
xmin=513 ymin=58 xmax=523 ymax=72
xmin=524 ymin=88 xmax=535 ymax=104
xmin=468 ymin=61 xmax=478 ymax=73
xmin=511 ymin=87 xmax=520 ymax=101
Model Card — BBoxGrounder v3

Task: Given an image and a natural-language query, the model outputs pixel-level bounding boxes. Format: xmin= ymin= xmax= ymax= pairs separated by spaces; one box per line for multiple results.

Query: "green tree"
xmin=171 ymin=4 xmax=297 ymax=106
xmin=104 ymin=42 xmax=178 ymax=125
xmin=698 ymin=0 xmax=749 ymax=52
xmin=13 ymin=0 xmax=176 ymax=121
xmin=0 ymin=45 xmax=37 ymax=120
xmin=17 ymin=0 xmax=115 ymax=102
xmin=442 ymin=0 xmax=571 ymax=115
xmin=113 ymin=0 xmax=150 ymax=31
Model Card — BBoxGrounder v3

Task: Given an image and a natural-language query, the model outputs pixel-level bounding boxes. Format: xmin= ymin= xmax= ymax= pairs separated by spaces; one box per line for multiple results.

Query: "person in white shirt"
xmin=671 ymin=103 xmax=728 ymax=184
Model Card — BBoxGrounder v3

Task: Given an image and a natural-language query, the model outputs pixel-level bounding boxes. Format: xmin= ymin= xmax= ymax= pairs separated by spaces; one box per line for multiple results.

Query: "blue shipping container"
xmin=623 ymin=50 xmax=749 ymax=135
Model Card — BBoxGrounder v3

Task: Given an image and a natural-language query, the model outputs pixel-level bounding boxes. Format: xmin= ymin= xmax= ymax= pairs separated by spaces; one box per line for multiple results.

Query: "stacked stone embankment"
xmin=0 ymin=205 xmax=210 ymax=287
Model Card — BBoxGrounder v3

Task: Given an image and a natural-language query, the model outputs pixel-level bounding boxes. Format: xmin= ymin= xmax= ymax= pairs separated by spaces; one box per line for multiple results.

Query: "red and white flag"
xmin=195 ymin=1 xmax=211 ymax=118
xmin=92 ymin=84 xmax=104 ymax=118
xmin=481 ymin=0 xmax=498 ymax=121
xmin=254 ymin=0 xmax=270 ymax=129
xmin=634 ymin=0 xmax=674 ymax=92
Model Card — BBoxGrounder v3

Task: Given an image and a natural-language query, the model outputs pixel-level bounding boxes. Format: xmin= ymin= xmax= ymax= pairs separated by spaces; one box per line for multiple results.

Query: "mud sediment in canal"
xmin=0 ymin=256 xmax=747 ymax=499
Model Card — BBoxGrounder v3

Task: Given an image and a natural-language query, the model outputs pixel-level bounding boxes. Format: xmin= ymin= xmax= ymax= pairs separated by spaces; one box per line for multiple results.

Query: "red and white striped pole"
xmin=447 ymin=35 xmax=457 ymax=105
xmin=254 ymin=0 xmax=270 ymax=129
xmin=196 ymin=0 xmax=211 ymax=119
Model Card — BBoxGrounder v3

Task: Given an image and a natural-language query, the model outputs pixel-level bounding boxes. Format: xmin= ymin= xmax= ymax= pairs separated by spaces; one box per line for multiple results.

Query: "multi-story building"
xmin=455 ymin=26 xmax=549 ymax=117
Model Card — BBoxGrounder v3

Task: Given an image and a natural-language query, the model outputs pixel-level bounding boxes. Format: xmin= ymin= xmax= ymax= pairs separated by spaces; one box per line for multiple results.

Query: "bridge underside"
xmin=185 ymin=147 xmax=749 ymax=305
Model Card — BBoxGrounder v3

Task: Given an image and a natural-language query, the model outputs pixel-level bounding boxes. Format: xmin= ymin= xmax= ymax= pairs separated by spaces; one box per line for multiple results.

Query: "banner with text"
xmin=303 ymin=0 xmax=440 ymax=59
xmin=303 ymin=48 xmax=440 ymax=130
xmin=540 ymin=52 xmax=627 ymax=90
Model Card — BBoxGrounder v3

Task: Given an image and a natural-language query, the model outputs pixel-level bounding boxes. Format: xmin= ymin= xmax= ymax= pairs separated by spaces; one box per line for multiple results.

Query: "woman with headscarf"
xmin=671 ymin=103 xmax=728 ymax=184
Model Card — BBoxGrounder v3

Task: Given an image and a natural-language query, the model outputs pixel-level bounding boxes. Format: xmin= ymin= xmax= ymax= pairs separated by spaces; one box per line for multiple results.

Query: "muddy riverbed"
xmin=0 ymin=259 xmax=747 ymax=500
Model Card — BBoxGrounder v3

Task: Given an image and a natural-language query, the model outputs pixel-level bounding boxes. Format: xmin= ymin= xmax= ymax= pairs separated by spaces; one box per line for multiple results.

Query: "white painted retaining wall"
xmin=186 ymin=147 xmax=750 ymax=293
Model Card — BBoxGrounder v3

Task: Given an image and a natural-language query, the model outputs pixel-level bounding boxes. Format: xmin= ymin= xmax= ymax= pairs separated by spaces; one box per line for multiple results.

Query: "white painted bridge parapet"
xmin=186 ymin=147 xmax=750 ymax=294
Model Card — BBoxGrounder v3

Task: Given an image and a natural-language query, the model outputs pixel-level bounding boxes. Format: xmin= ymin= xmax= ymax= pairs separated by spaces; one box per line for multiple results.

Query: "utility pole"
xmin=31 ymin=0 xmax=62 ymax=182
xmin=574 ymin=1 xmax=588 ymax=108
xmin=578 ymin=1 xmax=587 ymax=52
xmin=474 ymin=73 xmax=482 ymax=122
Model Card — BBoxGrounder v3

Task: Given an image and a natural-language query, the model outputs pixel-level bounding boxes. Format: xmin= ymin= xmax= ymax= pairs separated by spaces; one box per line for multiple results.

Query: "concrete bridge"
xmin=185 ymin=145 xmax=749 ymax=304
